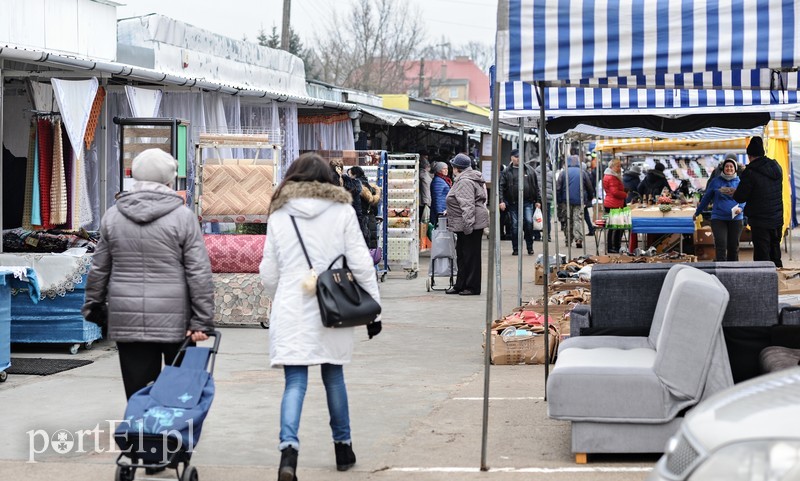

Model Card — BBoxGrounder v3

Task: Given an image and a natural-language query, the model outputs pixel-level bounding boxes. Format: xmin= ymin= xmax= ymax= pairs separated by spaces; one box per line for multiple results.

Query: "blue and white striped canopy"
xmin=496 ymin=82 xmax=800 ymax=117
xmin=496 ymin=0 xmax=800 ymax=88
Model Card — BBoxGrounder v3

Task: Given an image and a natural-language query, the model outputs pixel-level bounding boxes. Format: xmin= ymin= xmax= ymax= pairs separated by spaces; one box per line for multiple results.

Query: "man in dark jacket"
xmin=499 ymin=149 xmax=541 ymax=255
xmin=730 ymin=137 xmax=784 ymax=267
xmin=622 ymin=165 xmax=642 ymax=204
xmin=638 ymin=162 xmax=671 ymax=200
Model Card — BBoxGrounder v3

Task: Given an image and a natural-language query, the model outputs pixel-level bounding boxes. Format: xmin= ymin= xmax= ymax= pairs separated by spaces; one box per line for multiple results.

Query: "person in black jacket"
xmin=622 ymin=164 xmax=642 ymax=204
xmin=348 ymin=166 xmax=382 ymax=248
xmin=729 ymin=136 xmax=784 ymax=267
xmin=498 ymin=149 xmax=541 ymax=255
xmin=637 ymin=162 xmax=671 ymax=200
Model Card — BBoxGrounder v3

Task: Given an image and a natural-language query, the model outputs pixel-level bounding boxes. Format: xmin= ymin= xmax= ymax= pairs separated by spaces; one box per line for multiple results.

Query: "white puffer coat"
xmin=259 ymin=181 xmax=381 ymax=367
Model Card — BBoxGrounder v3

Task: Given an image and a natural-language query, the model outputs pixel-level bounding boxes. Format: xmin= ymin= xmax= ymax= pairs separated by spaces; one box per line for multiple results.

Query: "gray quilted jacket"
xmin=82 ymin=188 xmax=214 ymax=342
xmin=445 ymin=168 xmax=489 ymax=234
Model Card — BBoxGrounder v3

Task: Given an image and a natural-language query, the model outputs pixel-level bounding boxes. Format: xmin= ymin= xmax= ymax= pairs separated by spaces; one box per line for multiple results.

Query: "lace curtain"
xmin=298 ymin=117 xmax=355 ymax=151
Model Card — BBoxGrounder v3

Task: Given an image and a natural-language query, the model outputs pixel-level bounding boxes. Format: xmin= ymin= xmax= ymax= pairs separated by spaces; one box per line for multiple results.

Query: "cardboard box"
xmin=694 ymin=226 xmax=715 ymax=246
xmin=534 ymin=264 xmax=557 ymax=285
xmin=487 ymin=330 xmax=557 ymax=365
xmin=778 ymin=268 xmax=800 ymax=295
xmin=693 ymin=244 xmax=715 ymax=261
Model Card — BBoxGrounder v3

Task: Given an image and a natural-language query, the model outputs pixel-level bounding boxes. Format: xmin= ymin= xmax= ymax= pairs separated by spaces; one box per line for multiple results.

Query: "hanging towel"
xmin=37 ymin=118 xmax=53 ymax=229
xmin=74 ymin=147 xmax=93 ymax=228
xmin=50 ymin=119 xmax=68 ymax=225
xmin=22 ymin=121 xmax=36 ymax=230
xmin=63 ymin=124 xmax=73 ymax=229
xmin=84 ymin=87 xmax=106 ymax=150
xmin=31 ymin=124 xmax=41 ymax=228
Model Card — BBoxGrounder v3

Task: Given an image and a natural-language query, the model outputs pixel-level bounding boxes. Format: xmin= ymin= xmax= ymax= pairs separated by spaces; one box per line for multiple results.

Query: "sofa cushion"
xmin=204 ymin=234 xmax=265 ymax=273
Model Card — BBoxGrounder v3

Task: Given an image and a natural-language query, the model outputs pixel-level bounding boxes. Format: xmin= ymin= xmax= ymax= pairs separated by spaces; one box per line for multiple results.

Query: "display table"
xmin=630 ymin=206 xmax=695 ymax=234
xmin=0 ymin=267 xmax=39 ymax=381
xmin=0 ymin=249 xmax=101 ymax=354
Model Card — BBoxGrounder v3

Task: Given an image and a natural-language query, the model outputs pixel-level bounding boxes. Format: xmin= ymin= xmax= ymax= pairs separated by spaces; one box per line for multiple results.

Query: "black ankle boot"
xmin=278 ymin=447 xmax=298 ymax=481
xmin=334 ymin=442 xmax=356 ymax=471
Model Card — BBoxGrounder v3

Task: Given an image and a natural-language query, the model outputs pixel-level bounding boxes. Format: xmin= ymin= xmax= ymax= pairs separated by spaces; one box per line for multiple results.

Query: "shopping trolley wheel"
xmin=406 ymin=270 xmax=418 ymax=280
xmin=115 ymin=465 xmax=135 ymax=481
xmin=84 ymin=340 xmax=94 ymax=350
xmin=260 ymin=321 xmax=270 ymax=329
xmin=426 ymin=279 xmax=431 ymax=292
xmin=380 ymin=272 xmax=387 ymax=282
xmin=181 ymin=464 xmax=198 ymax=481
xmin=69 ymin=343 xmax=80 ymax=355
xmin=0 ymin=371 xmax=7 ymax=382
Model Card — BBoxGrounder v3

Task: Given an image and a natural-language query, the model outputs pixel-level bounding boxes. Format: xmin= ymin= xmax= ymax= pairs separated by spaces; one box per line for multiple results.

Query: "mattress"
xmin=201 ymin=164 xmax=274 ymax=216
xmin=204 ymin=234 xmax=265 ymax=273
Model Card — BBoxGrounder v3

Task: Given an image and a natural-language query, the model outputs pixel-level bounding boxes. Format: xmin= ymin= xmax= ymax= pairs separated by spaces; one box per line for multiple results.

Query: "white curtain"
xmin=125 ymin=86 xmax=162 ymax=117
xmin=298 ymin=119 xmax=355 ymax=151
xmin=279 ymin=103 xmax=299 ymax=181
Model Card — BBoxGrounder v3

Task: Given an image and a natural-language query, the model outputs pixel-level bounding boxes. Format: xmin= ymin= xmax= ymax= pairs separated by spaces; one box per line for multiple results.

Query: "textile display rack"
xmin=386 ymin=154 xmax=420 ymax=279
xmin=195 ymin=129 xmax=282 ymax=329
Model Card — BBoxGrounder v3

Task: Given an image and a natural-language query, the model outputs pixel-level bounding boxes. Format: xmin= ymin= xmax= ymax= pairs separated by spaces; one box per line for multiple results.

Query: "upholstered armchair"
xmin=547 ymin=264 xmax=733 ymax=463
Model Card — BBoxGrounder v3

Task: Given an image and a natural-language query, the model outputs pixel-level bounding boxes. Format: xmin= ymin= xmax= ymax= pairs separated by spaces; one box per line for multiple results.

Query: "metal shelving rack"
xmin=386 ymin=153 xmax=420 ymax=279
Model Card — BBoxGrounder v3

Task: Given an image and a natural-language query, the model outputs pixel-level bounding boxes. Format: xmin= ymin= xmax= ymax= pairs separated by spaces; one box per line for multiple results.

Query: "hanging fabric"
xmin=63 ymin=123 xmax=73 ymax=229
xmin=37 ymin=118 xmax=54 ymax=229
xmin=31 ymin=125 xmax=41 ymax=228
xmin=27 ymin=80 xmax=57 ymax=112
xmin=22 ymin=122 xmax=36 ymax=230
xmin=51 ymin=78 xmax=99 ymax=229
xmin=84 ymin=87 xmax=106 ymax=150
xmin=125 ymin=85 xmax=162 ymax=118
xmin=51 ymin=119 xmax=68 ymax=226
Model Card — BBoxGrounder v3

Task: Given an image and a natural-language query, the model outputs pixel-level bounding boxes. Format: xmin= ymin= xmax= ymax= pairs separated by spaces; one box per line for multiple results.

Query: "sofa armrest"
xmin=570 ymin=305 xmax=591 ymax=337
xmin=780 ymin=306 xmax=800 ymax=326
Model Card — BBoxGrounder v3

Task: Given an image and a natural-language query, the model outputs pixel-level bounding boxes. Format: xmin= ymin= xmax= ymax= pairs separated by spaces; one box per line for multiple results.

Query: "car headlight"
xmin=688 ymin=441 xmax=800 ymax=481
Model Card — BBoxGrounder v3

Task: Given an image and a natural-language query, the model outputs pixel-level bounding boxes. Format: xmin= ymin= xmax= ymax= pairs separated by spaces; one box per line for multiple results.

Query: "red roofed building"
xmin=404 ymin=57 xmax=490 ymax=107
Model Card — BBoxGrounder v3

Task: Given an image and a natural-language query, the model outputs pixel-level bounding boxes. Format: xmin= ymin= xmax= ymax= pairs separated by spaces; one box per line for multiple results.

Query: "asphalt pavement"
xmin=7 ymin=229 xmax=798 ymax=481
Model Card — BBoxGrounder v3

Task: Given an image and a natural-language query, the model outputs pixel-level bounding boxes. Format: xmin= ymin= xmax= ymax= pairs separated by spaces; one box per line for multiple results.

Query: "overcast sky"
xmin=116 ymin=0 xmax=498 ymax=51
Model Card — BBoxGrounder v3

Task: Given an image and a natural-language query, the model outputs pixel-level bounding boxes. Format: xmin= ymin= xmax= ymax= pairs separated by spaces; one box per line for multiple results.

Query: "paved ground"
xmin=2 ymin=230 xmax=798 ymax=481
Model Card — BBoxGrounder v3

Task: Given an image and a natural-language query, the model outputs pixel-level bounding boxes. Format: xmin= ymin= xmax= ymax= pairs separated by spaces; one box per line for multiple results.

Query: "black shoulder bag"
xmin=290 ymin=216 xmax=381 ymax=328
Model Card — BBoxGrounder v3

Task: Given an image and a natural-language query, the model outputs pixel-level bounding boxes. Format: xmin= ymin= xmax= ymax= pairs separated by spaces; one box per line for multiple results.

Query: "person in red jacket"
xmin=602 ymin=159 xmax=627 ymax=253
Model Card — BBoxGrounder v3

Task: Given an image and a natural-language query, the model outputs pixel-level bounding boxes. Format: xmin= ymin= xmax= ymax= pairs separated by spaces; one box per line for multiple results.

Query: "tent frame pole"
xmin=540 ymin=82 xmax=550 ymax=398
xmin=518 ymin=118 xmax=525 ymax=306
xmin=0 ymin=60 xmax=4 ymax=252
xmin=481 ymin=78 xmax=503 ymax=471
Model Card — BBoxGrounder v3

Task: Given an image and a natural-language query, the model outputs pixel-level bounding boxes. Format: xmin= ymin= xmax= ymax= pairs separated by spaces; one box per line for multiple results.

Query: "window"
xmin=449 ymin=87 xmax=459 ymax=99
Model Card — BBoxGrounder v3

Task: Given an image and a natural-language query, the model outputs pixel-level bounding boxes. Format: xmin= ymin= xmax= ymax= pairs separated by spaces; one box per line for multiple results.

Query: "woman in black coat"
xmin=637 ymin=162 xmax=671 ymax=199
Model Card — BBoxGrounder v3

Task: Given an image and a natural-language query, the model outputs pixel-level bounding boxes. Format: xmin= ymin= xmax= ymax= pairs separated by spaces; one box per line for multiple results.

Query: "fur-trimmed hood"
xmin=269 ymin=181 xmax=353 ymax=218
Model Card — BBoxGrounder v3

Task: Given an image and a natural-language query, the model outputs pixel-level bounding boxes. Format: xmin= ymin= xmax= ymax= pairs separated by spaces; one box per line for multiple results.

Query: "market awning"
xmin=595 ymin=137 xmax=748 ymax=153
xmin=496 ymin=0 xmax=800 ymax=90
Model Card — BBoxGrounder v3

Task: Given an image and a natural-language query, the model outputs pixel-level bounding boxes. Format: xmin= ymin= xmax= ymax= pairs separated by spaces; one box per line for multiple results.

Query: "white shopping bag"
xmin=533 ymin=206 xmax=544 ymax=231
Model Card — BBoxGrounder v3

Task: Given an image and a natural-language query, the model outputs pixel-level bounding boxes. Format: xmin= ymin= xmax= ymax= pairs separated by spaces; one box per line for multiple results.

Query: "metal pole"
xmin=518 ymin=118 xmax=525 ymax=306
xmin=565 ymin=142 xmax=572 ymax=261
xmin=0 ymin=60 xmax=4 ymax=252
xmin=553 ymin=140 xmax=560 ymax=262
xmin=480 ymin=79 xmax=502 ymax=471
xmin=579 ymin=144 xmax=587 ymax=257
xmin=539 ymin=83 xmax=550 ymax=398
xmin=99 ymin=78 xmax=108 ymax=216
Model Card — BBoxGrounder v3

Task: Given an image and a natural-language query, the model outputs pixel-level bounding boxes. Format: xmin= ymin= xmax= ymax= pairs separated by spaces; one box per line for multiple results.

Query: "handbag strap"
xmin=289 ymin=216 xmax=313 ymax=270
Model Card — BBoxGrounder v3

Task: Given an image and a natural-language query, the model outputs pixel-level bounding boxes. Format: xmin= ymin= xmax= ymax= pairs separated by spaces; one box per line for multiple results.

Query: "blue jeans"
xmin=508 ymin=201 xmax=534 ymax=251
xmin=279 ymin=364 xmax=351 ymax=451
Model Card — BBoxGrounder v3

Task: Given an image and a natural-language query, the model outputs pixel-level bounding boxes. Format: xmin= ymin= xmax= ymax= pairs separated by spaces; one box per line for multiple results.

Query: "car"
xmin=647 ymin=367 xmax=800 ymax=481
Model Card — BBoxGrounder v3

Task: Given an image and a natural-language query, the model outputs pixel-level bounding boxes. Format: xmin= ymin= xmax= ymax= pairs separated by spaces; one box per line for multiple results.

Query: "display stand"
xmin=114 ymin=117 xmax=190 ymax=192
xmin=386 ymin=154 xmax=420 ymax=279
xmin=0 ymin=267 xmax=39 ymax=381
xmin=194 ymin=130 xmax=282 ymax=328
xmin=1 ymin=251 xmax=100 ymax=354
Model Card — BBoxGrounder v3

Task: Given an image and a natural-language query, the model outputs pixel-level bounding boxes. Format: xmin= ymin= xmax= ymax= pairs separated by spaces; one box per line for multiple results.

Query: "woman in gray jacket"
xmin=444 ymin=154 xmax=489 ymax=296
xmin=82 ymin=149 xmax=214 ymax=400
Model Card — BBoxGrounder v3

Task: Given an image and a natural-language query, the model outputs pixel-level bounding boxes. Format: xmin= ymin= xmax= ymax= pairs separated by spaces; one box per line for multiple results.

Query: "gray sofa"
xmin=570 ymin=261 xmax=783 ymax=382
xmin=548 ymin=265 xmax=733 ymax=460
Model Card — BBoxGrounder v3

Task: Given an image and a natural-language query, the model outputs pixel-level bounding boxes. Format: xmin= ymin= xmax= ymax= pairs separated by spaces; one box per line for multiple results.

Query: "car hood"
xmin=683 ymin=367 xmax=800 ymax=449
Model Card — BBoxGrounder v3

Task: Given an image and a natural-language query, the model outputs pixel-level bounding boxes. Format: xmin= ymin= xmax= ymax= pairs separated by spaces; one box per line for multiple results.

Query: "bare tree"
xmin=453 ymin=41 xmax=493 ymax=73
xmin=311 ymin=0 xmax=426 ymax=93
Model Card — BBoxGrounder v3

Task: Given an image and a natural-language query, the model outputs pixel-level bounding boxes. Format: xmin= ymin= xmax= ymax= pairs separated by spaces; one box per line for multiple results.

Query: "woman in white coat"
xmin=259 ymin=153 xmax=382 ymax=481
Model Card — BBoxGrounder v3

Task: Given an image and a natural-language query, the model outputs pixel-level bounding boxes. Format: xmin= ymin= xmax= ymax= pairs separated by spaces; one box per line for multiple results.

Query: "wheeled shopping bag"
xmin=426 ymin=217 xmax=457 ymax=292
xmin=114 ymin=331 xmax=221 ymax=481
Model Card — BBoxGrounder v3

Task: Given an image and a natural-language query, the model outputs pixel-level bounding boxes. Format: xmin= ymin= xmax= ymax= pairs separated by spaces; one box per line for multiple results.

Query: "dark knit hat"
xmin=654 ymin=162 xmax=666 ymax=172
xmin=510 ymin=149 xmax=519 ymax=157
xmin=747 ymin=136 xmax=765 ymax=157
xmin=451 ymin=153 xmax=472 ymax=170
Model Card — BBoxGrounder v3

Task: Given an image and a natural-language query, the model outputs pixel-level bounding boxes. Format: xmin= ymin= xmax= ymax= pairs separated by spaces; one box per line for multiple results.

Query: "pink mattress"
xmin=204 ymin=234 xmax=265 ymax=273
